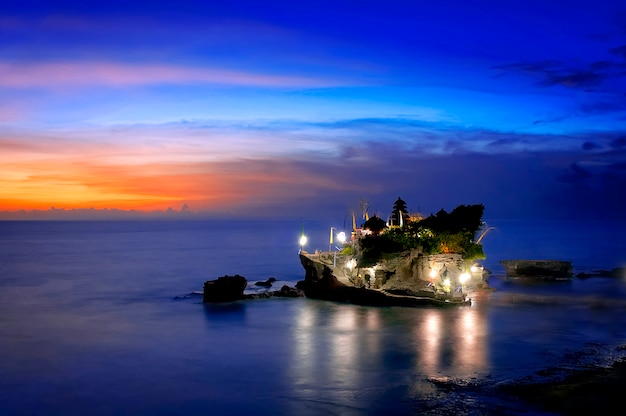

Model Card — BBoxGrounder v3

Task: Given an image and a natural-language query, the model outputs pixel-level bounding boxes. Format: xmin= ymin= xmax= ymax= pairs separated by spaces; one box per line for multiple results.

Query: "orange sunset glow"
xmin=0 ymin=128 xmax=359 ymax=216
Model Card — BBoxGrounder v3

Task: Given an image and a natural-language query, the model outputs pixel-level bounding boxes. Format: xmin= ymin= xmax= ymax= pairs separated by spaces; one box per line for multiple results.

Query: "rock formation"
xmin=203 ymin=275 xmax=303 ymax=303
xmin=298 ymin=254 xmax=472 ymax=306
xmin=203 ymin=275 xmax=248 ymax=302
xmin=500 ymin=260 xmax=573 ymax=279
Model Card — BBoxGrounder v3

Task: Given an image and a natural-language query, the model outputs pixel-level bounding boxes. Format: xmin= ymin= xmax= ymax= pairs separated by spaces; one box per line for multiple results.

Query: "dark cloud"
xmin=495 ymin=61 xmax=609 ymax=89
xmin=579 ymin=99 xmax=626 ymax=115
xmin=610 ymin=136 xmax=626 ymax=148
xmin=533 ymin=94 xmax=626 ymax=124
xmin=533 ymin=115 xmax=568 ymax=125
xmin=271 ymin=131 xmax=626 ymax=220
xmin=610 ymin=161 xmax=626 ymax=170
xmin=544 ymin=141 xmax=626 ymax=220
xmin=558 ymin=163 xmax=592 ymax=184
xmin=582 ymin=141 xmax=602 ymax=151
xmin=542 ymin=69 xmax=606 ymax=88
xmin=494 ymin=43 xmax=626 ymax=91
xmin=610 ymin=44 xmax=626 ymax=59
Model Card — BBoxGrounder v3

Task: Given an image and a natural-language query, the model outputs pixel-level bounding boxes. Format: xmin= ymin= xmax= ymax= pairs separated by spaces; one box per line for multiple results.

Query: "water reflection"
xmin=413 ymin=308 xmax=488 ymax=377
xmin=290 ymin=301 xmax=489 ymax=411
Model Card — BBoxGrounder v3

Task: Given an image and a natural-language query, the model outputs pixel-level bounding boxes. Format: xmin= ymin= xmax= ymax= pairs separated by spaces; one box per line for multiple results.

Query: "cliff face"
xmin=297 ymin=253 xmax=470 ymax=306
xmin=371 ymin=251 xmax=467 ymax=293
xmin=298 ymin=247 xmax=485 ymax=306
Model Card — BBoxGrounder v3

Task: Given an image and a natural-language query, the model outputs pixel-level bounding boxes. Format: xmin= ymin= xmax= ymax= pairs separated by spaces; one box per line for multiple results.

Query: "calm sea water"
xmin=1 ymin=219 xmax=626 ymax=415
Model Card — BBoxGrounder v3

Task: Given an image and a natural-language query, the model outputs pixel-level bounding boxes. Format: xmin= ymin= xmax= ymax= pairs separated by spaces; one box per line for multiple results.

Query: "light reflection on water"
xmin=413 ymin=308 xmax=489 ymax=378
xmin=287 ymin=301 xmax=496 ymax=414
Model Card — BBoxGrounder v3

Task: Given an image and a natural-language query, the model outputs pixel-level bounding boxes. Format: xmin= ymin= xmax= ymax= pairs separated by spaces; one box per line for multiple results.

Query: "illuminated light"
xmin=429 ymin=269 xmax=437 ymax=278
xmin=337 ymin=231 xmax=346 ymax=244
xmin=470 ymin=264 xmax=484 ymax=273
xmin=346 ymin=258 xmax=356 ymax=270
xmin=460 ymin=272 xmax=470 ymax=284
xmin=443 ymin=278 xmax=450 ymax=287
xmin=299 ymin=235 xmax=307 ymax=247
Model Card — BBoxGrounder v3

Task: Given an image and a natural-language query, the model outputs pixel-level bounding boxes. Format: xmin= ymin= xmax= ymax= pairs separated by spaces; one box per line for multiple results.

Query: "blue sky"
xmin=1 ymin=0 xmax=625 ymax=220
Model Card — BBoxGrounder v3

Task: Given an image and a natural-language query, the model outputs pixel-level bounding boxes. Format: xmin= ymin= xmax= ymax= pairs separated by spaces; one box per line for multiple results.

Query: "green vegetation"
xmin=357 ymin=202 xmax=486 ymax=267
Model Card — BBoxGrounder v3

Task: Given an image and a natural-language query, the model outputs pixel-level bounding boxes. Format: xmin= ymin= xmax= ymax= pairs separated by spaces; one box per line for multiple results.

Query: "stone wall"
xmin=378 ymin=252 xmax=466 ymax=293
xmin=297 ymin=253 xmax=471 ymax=306
xmin=301 ymin=248 xmax=485 ymax=297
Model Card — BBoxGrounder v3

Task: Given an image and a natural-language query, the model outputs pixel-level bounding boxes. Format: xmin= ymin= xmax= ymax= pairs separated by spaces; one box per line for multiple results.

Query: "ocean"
xmin=1 ymin=218 xmax=626 ymax=415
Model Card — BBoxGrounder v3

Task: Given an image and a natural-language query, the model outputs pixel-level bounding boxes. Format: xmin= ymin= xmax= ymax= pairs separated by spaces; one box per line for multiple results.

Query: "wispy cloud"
xmin=493 ymin=59 xmax=625 ymax=90
xmin=3 ymin=120 xmax=626 ymax=218
xmin=0 ymin=61 xmax=353 ymax=89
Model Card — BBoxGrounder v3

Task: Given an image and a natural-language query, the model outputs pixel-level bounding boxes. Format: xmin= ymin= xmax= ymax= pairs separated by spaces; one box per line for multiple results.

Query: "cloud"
xmin=557 ymin=163 xmax=592 ymax=184
xmin=493 ymin=42 xmax=626 ymax=92
xmin=579 ymin=98 xmax=626 ymax=115
xmin=494 ymin=60 xmax=610 ymax=89
xmin=3 ymin=120 xmax=626 ymax=219
xmin=582 ymin=141 xmax=602 ymax=151
xmin=610 ymin=44 xmax=626 ymax=59
xmin=0 ymin=61 xmax=352 ymax=89
xmin=610 ymin=136 xmax=626 ymax=148
xmin=533 ymin=95 xmax=626 ymax=125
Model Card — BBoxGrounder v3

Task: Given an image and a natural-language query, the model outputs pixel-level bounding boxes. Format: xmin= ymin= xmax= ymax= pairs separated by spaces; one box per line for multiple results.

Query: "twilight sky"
xmin=1 ymin=0 xmax=625 ymax=220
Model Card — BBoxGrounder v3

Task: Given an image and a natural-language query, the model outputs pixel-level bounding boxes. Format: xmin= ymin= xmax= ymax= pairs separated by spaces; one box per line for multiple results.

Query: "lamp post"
xmin=332 ymin=230 xmax=346 ymax=267
xmin=299 ymin=233 xmax=307 ymax=254
xmin=459 ymin=271 xmax=470 ymax=292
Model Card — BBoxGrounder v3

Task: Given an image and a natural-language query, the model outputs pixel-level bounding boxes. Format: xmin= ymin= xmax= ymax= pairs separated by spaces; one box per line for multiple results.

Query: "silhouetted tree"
xmin=419 ymin=204 xmax=484 ymax=237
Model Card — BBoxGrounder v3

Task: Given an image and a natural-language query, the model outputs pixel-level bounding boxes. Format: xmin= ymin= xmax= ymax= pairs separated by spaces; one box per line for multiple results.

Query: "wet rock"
xmin=274 ymin=285 xmax=303 ymax=297
xmin=203 ymin=275 xmax=247 ymax=303
xmin=577 ymin=267 xmax=625 ymax=279
xmin=500 ymin=260 xmax=573 ymax=279
xmin=498 ymin=358 xmax=626 ymax=415
xmin=243 ymin=285 xmax=303 ymax=300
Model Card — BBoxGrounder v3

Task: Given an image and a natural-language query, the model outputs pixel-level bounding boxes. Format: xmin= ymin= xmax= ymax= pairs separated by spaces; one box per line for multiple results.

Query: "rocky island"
xmin=203 ymin=199 xmax=491 ymax=307
xmin=296 ymin=199 xmax=490 ymax=306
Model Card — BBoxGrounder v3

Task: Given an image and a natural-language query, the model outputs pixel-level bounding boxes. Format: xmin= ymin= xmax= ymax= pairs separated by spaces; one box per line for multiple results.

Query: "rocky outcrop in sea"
xmin=202 ymin=275 xmax=303 ymax=303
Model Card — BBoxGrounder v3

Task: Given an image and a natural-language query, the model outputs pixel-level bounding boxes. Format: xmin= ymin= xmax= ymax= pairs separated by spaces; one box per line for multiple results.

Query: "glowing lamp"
xmin=347 ymin=259 xmax=356 ymax=270
xmin=470 ymin=264 xmax=483 ymax=273
xmin=459 ymin=272 xmax=470 ymax=284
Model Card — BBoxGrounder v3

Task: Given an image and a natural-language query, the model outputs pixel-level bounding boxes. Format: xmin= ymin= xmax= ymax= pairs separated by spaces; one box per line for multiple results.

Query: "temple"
xmin=298 ymin=199 xmax=489 ymax=306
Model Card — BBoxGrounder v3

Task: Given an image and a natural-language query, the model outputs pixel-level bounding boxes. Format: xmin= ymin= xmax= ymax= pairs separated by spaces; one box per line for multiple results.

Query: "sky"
xmin=1 ymin=0 xmax=626 ymax=221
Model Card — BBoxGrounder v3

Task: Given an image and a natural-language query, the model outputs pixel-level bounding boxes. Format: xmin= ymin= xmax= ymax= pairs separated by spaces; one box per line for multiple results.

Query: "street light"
xmin=459 ymin=271 xmax=470 ymax=293
xmin=330 ymin=229 xmax=347 ymax=267
xmin=299 ymin=233 xmax=307 ymax=254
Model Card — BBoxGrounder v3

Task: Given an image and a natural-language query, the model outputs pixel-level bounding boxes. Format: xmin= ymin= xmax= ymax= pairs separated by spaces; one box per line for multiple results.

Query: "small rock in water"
xmin=203 ymin=275 xmax=247 ymax=303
